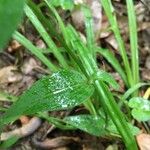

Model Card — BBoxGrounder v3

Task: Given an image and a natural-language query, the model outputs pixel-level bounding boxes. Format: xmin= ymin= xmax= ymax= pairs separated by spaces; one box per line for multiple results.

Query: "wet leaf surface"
xmin=0 ymin=70 xmax=94 ymax=126
xmin=65 ymin=115 xmax=106 ymax=136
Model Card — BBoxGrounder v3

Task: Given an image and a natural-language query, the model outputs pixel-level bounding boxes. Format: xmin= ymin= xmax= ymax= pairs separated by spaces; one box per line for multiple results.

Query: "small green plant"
xmin=0 ymin=0 xmax=150 ymax=149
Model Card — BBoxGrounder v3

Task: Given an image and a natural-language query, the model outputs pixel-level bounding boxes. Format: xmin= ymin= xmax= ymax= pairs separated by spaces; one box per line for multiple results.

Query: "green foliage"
xmin=96 ymin=48 xmax=128 ymax=86
xmin=122 ymin=83 xmax=150 ymax=100
xmin=0 ymin=0 xmax=25 ymax=51
xmin=65 ymin=114 xmax=140 ymax=136
xmin=65 ymin=115 xmax=106 ymax=136
xmin=92 ymin=70 xmax=119 ymax=90
xmin=0 ymin=136 xmax=19 ymax=149
xmin=128 ymin=97 xmax=150 ymax=121
xmin=0 ymin=0 xmax=142 ymax=149
xmin=50 ymin=0 xmax=74 ymax=10
xmin=0 ymin=70 xmax=94 ymax=127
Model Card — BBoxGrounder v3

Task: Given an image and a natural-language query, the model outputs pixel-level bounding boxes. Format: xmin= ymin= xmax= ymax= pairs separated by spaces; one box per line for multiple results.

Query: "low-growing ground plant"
xmin=0 ymin=0 xmax=150 ymax=149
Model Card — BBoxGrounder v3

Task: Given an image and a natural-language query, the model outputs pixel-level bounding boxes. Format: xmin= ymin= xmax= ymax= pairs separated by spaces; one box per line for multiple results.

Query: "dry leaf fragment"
xmin=72 ymin=0 xmax=102 ymax=37
xmin=32 ymin=136 xmax=80 ymax=149
xmin=136 ymin=133 xmax=150 ymax=150
xmin=8 ymin=40 xmax=21 ymax=53
xmin=0 ymin=66 xmax=22 ymax=84
xmin=19 ymin=116 xmax=30 ymax=125
xmin=21 ymin=57 xmax=40 ymax=75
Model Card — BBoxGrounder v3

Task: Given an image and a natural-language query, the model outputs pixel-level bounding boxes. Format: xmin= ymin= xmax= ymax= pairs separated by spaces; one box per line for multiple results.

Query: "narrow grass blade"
xmin=100 ymin=0 xmax=133 ymax=87
xmin=13 ymin=32 xmax=57 ymax=71
xmin=96 ymin=47 xmax=128 ymax=86
xmin=24 ymin=5 xmax=68 ymax=68
xmin=95 ymin=81 xmax=138 ymax=150
xmin=92 ymin=70 xmax=120 ymax=90
xmin=82 ymin=5 xmax=95 ymax=57
xmin=122 ymin=82 xmax=150 ymax=100
xmin=126 ymin=0 xmax=139 ymax=91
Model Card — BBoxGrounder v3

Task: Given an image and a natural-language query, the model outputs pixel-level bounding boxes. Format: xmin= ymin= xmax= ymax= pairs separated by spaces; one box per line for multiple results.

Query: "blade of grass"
xmin=38 ymin=3 xmax=138 ymax=148
xmin=122 ymin=82 xmax=150 ymax=100
xmin=96 ymin=47 xmax=128 ymax=86
xmin=62 ymin=24 xmax=138 ymax=150
xmin=82 ymin=5 xmax=95 ymax=57
xmin=13 ymin=31 xmax=57 ymax=71
xmin=24 ymin=5 xmax=68 ymax=68
xmin=27 ymin=0 xmax=58 ymax=38
xmin=126 ymin=0 xmax=139 ymax=94
xmin=100 ymin=0 xmax=133 ymax=87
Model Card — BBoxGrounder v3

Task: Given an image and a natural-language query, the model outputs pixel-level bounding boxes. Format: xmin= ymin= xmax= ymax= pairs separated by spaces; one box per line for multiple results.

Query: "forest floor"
xmin=0 ymin=0 xmax=150 ymax=149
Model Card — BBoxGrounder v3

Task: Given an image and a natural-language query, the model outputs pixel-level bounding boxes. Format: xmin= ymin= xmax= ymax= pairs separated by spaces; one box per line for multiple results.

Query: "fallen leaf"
xmin=32 ymin=136 xmax=80 ymax=149
xmin=136 ymin=133 xmax=150 ymax=150
xmin=21 ymin=58 xmax=39 ymax=74
xmin=71 ymin=0 xmax=102 ymax=37
xmin=0 ymin=66 xmax=22 ymax=84
xmin=7 ymin=40 xmax=21 ymax=53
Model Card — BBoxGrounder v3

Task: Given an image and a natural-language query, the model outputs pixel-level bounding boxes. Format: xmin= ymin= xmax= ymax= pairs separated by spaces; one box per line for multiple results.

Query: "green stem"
xmin=71 ymin=32 xmax=137 ymax=149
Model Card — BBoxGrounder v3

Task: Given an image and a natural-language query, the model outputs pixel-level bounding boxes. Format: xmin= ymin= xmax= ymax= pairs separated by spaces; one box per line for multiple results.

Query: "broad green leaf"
xmin=132 ymin=109 xmax=150 ymax=122
xmin=50 ymin=0 xmax=74 ymax=10
xmin=128 ymin=97 xmax=150 ymax=109
xmin=92 ymin=70 xmax=119 ymax=90
xmin=0 ymin=70 xmax=94 ymax=126
xmin=65 ymin=115 xmax=106 ymax=136
xmin=128 ymin=97 xmax=150 ymax=121
xmin=0 ymin=0 xmax=25 ymax=50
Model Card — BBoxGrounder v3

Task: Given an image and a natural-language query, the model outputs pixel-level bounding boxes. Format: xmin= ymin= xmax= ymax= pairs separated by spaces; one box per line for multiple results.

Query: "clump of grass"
xmin=0 ymin=0 xmax=145 ymax=149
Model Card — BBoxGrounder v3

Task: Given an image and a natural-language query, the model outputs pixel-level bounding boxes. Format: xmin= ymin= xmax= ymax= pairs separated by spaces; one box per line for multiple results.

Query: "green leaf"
xmin=128 ymin=97 xmax=150 ymax=109
xmin=105 ymin=120 xmax=140 ymax=136
xmin=128 ymin=97 xmax=150 ymax=121
xmin=0 ymin=136 xmax=19 ymax=149
xmin=82 ymin=5 xmax=95 ymax=56
xmin=0 ymin=70 xmax=94 ymax=126
xmin=96 ymin=47 xmax=128 ymax=86
xmin=0 ymin=0 xmax=25 ymax=50
xmin=92 ymin=70 xmax=120 ymax=90
xmin=50 ymin=0 xmax=74 ymax=10
xmin=132 ymin=109 xmax=150 ymax=122
xmin=122 ymin=83 xmax=150 ymax=100
xmin=65 ymin=115 xmax=106 ymax=136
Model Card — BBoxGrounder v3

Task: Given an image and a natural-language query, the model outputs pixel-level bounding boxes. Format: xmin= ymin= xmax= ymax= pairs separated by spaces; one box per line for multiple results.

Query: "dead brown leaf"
xmin=0 ymin=66 xmax=22 ymax=84
xmin=21 ymin=57 xmax=39 ymax=75
xmin=32 ymin=136 xmax=80 ymax=149
xmin=72 ymin=0 xmax=102 ymax=38
xmin=8 ymin=40 xmax=21 ymax=53
xmin=136 ymin=133 xmax=150 ymax=150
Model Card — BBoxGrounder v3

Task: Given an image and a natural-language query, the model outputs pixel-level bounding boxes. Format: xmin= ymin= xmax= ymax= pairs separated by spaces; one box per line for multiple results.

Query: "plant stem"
xmin=69 ymin=28 xmax=138 ymax=149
